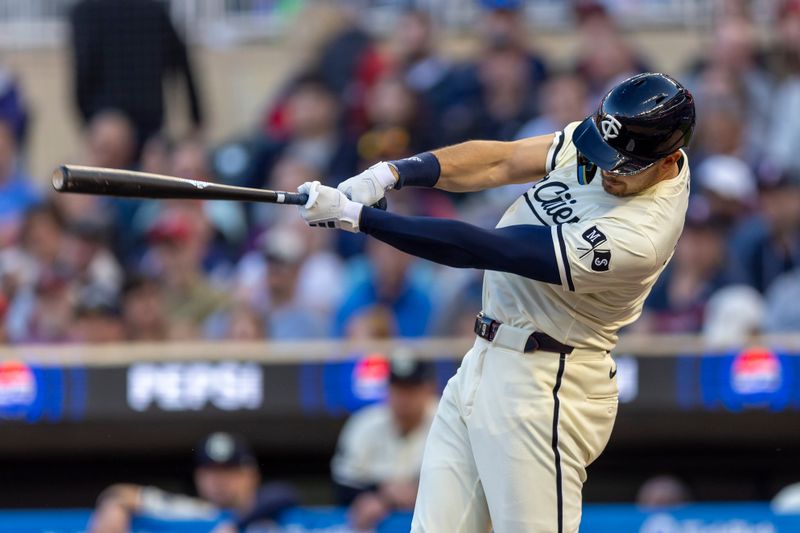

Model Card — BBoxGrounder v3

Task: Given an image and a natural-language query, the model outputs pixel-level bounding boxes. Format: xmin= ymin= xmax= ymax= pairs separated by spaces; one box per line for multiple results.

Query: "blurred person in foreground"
xmin=89 ymin=432 xmax=298 ymax=533
xmin=70 ymin=0 xmax=203 ymax=145
xmin=331 ymin=358 xmax=437 ymax=531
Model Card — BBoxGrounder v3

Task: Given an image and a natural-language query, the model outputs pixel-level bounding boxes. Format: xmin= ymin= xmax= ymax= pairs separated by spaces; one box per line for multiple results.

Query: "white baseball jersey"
xmin=482 ymin=121 xmax=690 ymax=351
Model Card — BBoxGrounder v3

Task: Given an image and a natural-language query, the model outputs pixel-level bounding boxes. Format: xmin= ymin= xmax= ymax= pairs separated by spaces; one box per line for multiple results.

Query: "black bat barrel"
xmin=53 ymin=165 xmax=310 ymax=205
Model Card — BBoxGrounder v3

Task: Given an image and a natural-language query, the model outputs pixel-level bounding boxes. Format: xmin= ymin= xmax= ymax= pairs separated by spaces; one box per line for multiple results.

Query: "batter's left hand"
xmin=298 ymin=181 xmax=364 ymax=233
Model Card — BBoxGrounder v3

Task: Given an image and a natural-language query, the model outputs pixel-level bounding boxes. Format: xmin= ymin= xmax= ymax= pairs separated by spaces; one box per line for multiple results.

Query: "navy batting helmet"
xmin=573 ymin=72 xmax=695 ymax=175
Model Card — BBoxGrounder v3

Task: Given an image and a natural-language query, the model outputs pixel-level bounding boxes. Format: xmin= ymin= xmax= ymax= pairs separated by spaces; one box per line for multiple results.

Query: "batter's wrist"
xmin=389 ymin=152 xmax=441 ymax=189
xmin=342 ymin=199 xmax=364 ymax=232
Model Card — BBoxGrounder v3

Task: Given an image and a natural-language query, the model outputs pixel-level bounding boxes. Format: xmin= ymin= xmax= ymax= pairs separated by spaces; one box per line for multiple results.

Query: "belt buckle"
xmin=474 ymin=312 xmax=496 ymax=341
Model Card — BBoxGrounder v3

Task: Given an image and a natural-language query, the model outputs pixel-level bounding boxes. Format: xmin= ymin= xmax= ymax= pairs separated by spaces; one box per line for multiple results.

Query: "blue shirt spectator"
xmin=335 ymin=241 xmax=432 ymax=338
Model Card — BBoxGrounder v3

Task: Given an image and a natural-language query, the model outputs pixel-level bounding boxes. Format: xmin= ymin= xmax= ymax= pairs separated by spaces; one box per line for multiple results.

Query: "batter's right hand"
xmin=337 ymin=162 xmax=397 ymax=205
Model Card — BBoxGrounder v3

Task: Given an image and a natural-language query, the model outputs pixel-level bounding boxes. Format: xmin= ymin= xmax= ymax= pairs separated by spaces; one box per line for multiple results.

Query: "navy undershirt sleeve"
xmin=360 ymin=208 xmax=561 ymax=285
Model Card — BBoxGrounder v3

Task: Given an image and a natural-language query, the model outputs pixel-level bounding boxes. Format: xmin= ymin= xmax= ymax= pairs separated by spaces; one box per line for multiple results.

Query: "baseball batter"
xmin=297 ymin=73 xmax=696 ymax=532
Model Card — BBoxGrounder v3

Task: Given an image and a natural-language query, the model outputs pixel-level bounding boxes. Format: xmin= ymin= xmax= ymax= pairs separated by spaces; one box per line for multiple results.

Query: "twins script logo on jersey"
xmin=600 ymin=115 xmax=622 ymax=140
xmin=526 ymin=176 xmax=581 ymax=224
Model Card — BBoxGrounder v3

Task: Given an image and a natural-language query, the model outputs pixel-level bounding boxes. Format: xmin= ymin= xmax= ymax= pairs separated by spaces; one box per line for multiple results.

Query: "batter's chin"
xmin=601 ymin=177 xmax=626 ymax=197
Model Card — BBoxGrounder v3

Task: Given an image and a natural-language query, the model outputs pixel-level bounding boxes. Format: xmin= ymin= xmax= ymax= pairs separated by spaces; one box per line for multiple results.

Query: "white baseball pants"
xmin=410 ymin=328 xmax=618 ymax=533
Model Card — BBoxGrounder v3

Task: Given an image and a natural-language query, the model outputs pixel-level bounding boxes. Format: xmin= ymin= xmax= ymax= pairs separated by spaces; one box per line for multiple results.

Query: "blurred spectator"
xmin=72 ymin=284 xmax=125 ymax=343
xmin=762 ymin=268 xmax=800 ymax=332
xmin=334 ymin=240 xmax=432 ymax=338
xmin=687 ymin=15 xmax=771 ymax=162
xmin=702 ymin=285 xmax=765 ymax=348
xmin=254 ymin=74 xmax=358 ymax=190
xmin=385 ymin=10 xmax=452 ymax=115
xmin=22 ymin=269 xmax=75 ymax=343
xmin=61 ymin=219 xmax=123 ymax=293
xmin=70 ymin=0 xmax=203 ymax=145
xmin=133 ymin=137 xmax=247 ymax=264
xmin=516 ymin=71 xmax=590 ymax=139
xmin=727 ymin=169 xmax=800 ymax=292
xmin=231 ymin=223 xmax=339 ymax=339
xmin=0 ymin=65 xmax=28 ymax=146
xmin=357 ymin=74 xmax=432 ymax=164
xmin=764 ymin=0 xmax=800 ymax=173
xmin=250 ymin=156 xmax=321 ymax=232
xmin=121 ymin=275 xmax=168 ymax=342
xmin=140 ymin=134 xmax=174 ymax=176
xmin=694 ymin=155 xmax=757 ymax=228
xmin=636 ymin=474 xmax=692 ymax=508
xmin=688 ymin=71 xmax=749 ymax=165
xmin=439 ymin=2 xmax=547 ymax=144
xmin=0 ymin=119 xmax=40 ymax=246
xmin=257 ymin=226 xmax=329 ymax=339
xmin=441 ymin=44 xmax=542 ymax=144
xmin=82 ymin=110 xmax=138 ymax=171
xmin=345 ymin=305 xmax=397 ymax=340
xmin=331 ymin=358 xmax=437 ymax=530
xmin=3 ymin=204 xmax=68 ymax=343
xmin=89 ymin=432 xmax=298 ymax=533
xmin=641 ymin=213 xmax=729 ymax=333
xmin=574 ymin=1 xmax=648 ymax=103
xmin=143 ymin=207 xmax=230 ymax=338
xmin=225 ymin=303 xmax=266 ymax=340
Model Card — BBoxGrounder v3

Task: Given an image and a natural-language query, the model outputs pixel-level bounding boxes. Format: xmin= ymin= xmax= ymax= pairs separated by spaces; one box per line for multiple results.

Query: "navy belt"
xmin=474 ymin=312 xmax=574 ymax=354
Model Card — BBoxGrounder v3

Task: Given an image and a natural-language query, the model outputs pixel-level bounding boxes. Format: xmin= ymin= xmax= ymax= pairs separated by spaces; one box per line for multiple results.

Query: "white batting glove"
xmin=337 ymin=162 xmax=397 ymax=205
xmin=298 ymin=181 xmax=363 ymax=233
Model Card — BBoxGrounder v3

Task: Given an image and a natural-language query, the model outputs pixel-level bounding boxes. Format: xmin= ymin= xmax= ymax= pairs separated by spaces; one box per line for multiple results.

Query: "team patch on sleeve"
xmin=556 ymin=219 xmax=658 ymax=293
xmin=590 ymin=250 xmax=611 ymax=271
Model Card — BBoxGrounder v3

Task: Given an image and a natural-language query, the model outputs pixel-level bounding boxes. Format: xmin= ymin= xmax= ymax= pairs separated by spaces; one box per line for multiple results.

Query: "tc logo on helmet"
xmin=600 ymin=115 xmax=622 ymax=140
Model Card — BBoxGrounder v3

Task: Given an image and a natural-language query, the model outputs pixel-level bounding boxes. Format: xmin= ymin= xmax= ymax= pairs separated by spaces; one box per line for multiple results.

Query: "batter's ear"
xmin=662 ymin=150 xmax=682 ymax=165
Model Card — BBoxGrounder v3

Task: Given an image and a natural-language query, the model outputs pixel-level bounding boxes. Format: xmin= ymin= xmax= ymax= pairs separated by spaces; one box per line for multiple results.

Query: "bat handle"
xmin=285 ymin=193 xmax=388 ymax=211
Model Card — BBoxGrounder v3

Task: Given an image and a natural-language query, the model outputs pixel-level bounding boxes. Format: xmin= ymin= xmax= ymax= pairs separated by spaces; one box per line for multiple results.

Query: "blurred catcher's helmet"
xmin=573 ymin=72 xmax=696 ymax=175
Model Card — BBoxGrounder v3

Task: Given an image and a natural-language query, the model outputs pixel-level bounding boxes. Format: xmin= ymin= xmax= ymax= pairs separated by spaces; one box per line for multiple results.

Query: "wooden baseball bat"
xmin=52 ymin=165 xmax=312 ymax=205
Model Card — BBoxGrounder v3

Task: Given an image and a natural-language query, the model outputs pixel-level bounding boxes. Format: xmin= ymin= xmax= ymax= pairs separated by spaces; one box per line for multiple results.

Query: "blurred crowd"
xmin=0 ymin=0 xmax=798 ymax=347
